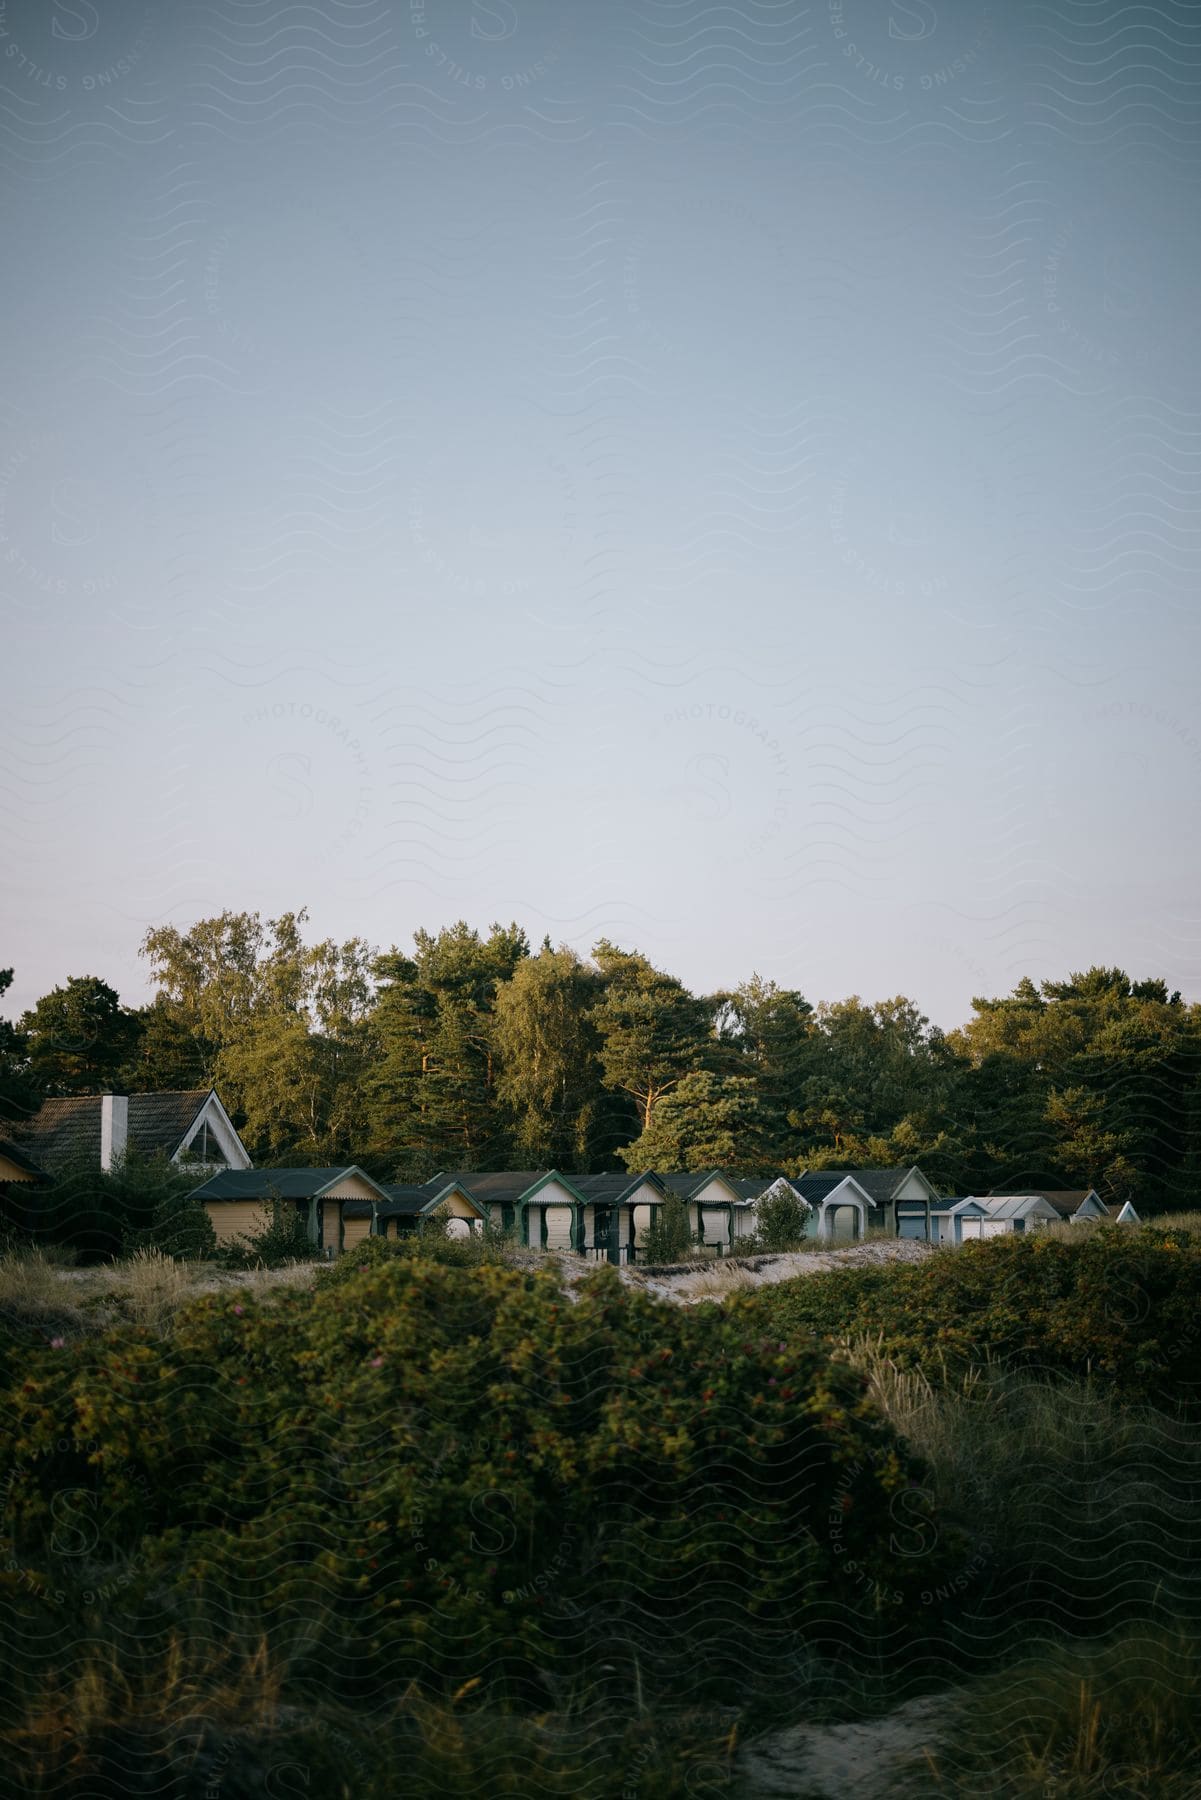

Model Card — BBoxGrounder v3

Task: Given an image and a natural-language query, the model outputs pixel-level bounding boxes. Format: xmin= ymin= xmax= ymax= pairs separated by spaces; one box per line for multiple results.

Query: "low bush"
xmin=216 ymin=1199 xmax=317 ymax=1270
xmin=641 ymin=1193 xmax=696 ymax=1264
xmin=0 ymin=1260 xmax=945 ymax=1717
xmin=731 ymin=1226 xmax=1201 ymax=1406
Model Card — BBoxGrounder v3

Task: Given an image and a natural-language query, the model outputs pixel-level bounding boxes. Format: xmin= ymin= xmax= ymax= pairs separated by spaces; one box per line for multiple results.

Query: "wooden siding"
xmin=322 ymin=1198 xmax=343 ymax=1253
xmin=342 ymin=1212 xmax=372 ymax=1250
xmin=206 ymin=1200 xmax=272 ymax=1244
xmin=323 ymin=1174 xmax=383 ymax=1201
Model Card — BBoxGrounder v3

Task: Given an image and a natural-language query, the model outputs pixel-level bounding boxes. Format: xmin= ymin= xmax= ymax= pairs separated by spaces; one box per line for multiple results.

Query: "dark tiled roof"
xmin=574 ymin=1171 xmax=665 ymax=1204
xmin=0 ymin=1137 xmax=52 ymax=1182
xmin=658 ymin=1171 xmax=730 ymax=1200
xmin=440 ymin=1170 xmax=548 ymax=1205
xmin=834 ymin=1167 xmax=922 ymax=1203
xmin=792 ymin=1172 xmax=870 ymax=1203
xmin=730 ymin=1176 xmax=794 ymax=1203
xmin=378 ymin=1182 xmax=442 ymax=1217
xmin=130 ymin=1092 xmax=215 ymax=1157
xmin=189 ymin=1167 xmax=376 ymax=1202
xmin=14 ymin=1090 xmax=214 ymax=1169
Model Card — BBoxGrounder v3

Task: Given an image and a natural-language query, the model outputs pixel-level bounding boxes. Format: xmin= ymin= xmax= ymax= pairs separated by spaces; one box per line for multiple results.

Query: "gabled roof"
xmin=818 ymin=1166 xmax=939 ymax=1204
xmin=350 ymin=1178 xmax=488 ymax=1221
xmin=188 ymin=1166 xmax=389 ymax=1204
xmin=0 ymin=1137 xmax=52 ymax=1183
xmin=658 ymin=1169 xmax=744 ymax=1204
xmin=927 ymin=1194 xmax=988 ymax=1213
xmin=730 ymin=1174 xmax=799 ymax=1204
xmin=990 ymin=1187 xmax=1101 ymax=1219
xmin=977 ymin=1195 xmax=1061 ymax=1222
xmin=791 ymin=1172 xmax=879 ymax=1208
xmin=574 ymin=1170 xmax=668 ymax=1205
xmin=13 ymin=1089 xmax=234 ymax=1169
xmin=1106 ymin=1200 xmax=1140 ymax=1222
xmin=519 ymin=1169 xmax=591 ymax=1206
xmin=437 ymin=1170 xmax=548 ymax=1207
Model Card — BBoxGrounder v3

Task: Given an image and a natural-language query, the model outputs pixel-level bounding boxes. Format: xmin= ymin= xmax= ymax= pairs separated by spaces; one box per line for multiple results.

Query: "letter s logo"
xmin=50 ymin=1488 xmax=101 ymax=1558
xmin=266 ymin=752 xmax=314 ymax=821
xmin=888 ymin=1484 xmax=939 ymax=1560
xmin=469 ymin=1489 xmax=517 ymax=1557
xmin=265 ymin=1764 xmax=311 ymax=1798
xmin=679 ymin=753 xmax=731 ymax=822
xmin=472 ymin=0 xmax=519 ymax=42
xmin=889 ymin=1 xmax=937 ymax=42
xmin=53 ymin=1 xmax=101 ymax=41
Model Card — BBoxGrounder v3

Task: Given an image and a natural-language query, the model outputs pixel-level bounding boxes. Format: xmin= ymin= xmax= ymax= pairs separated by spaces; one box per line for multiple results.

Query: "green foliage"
xmin=18 ymin=975 xmax=141 ymax=1097
xmin=363 ymin=922 xmax=529 ymax=1176
xmin=14 ymin=1149 xmax=201 ymax=1262
xmin=618 ymin=1069 xmax=776 ymax=1174
xmin=125 ymin=1187 xmax=216 ymax=1260
xmin=0 ymin=1260 xmax=940 ymax=1716
xmin=0 ymin=967 xmax=36 ymax=1126
xmin=11 ymin=922 xmax=1201 ymax=1213
xmin=491 ymin=945 xmax=608 ymax=1166
xmin=589 ymin=942 xmax=715 ymax=1136
xmin=749 ymin=1183 xmax=812 ymax=1252
xmin=733 ymin=1227 xmax=1201 ymax=1406
xmin=640 ymin=1192 xmax=695 ymax=1264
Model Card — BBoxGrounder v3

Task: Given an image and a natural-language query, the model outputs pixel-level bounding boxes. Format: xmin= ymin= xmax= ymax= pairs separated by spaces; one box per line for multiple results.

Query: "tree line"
xmin=3 ymin=911 xmax=1200 ymax=1209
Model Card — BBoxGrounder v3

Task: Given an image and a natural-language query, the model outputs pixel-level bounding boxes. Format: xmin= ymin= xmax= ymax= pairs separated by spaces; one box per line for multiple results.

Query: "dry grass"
xmin=1146 ymin=1210 xmax=1201 ymax=1236
xmin=1 ymin=1253 xmax=321 ymax=1338
xmin=0 ymin=1248 xmax=86 ymax=1338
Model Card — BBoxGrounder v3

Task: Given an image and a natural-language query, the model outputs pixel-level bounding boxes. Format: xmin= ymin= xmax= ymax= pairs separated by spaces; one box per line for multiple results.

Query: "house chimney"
xmin=100 ymin=1095 xmax=129 ymax=1171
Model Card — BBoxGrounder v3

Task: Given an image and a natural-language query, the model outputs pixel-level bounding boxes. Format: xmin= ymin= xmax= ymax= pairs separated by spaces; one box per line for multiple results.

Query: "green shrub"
xmin=732 ymin=1226 xmax=1201 ymax=1406
xmin=124 ymin=1189 xmax=216 ymax=1260
xmin=217 ymin=1198 xmax=316 ymax=1270
xmin=24 ymin=1149 xmax=199 ymax=1262
xmin=0 ymin=1260 xmax=943 ymax=1711
xmin=641 ymin=1193 xmax=695 ymax=1264
xmin=749 ymin=1185 xmax=812 ymax=1252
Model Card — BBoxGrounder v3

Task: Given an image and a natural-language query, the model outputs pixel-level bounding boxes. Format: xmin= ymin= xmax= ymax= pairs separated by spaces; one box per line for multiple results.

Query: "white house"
xmin=660 ymin=1170 xmax=753 ymax=1253
xmin=791 ymin=1172 xmax=880 ymax=1241
xmin=962 ymin=1195 xmax=1061 ymax=1237
xmin=993 ymin=1187 xmax=1140 ymax=1225
xmin=925 ymin=1197 xmax=991 ymax=1246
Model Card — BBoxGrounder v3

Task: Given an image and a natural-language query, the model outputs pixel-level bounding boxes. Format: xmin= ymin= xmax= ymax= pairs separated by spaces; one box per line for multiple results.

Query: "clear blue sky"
xmin=3 ymin=0 xmax=1201 ymax=1027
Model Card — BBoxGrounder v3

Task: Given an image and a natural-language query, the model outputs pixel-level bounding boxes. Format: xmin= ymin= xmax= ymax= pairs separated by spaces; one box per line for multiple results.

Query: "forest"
xmin=4 ymin=910 xmax=1201 ymax=1210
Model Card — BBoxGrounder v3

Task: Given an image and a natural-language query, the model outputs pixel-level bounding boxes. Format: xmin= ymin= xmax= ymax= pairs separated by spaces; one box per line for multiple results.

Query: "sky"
xmin=3 ymin=0 xmax=1201 ymax=1028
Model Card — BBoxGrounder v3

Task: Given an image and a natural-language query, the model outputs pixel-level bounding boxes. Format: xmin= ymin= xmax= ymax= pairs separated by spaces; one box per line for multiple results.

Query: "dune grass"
xmin=914 ymin=1626 xmax=1201 ymax=1798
